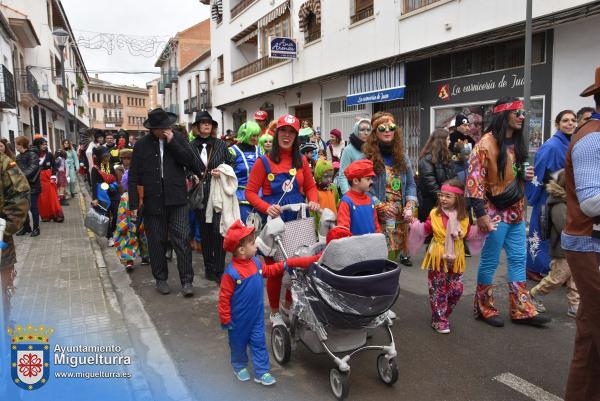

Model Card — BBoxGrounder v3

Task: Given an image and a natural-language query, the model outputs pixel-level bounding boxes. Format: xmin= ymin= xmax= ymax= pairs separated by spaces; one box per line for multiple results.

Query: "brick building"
xmin=88 ymin=76 xmax=149 ymax=135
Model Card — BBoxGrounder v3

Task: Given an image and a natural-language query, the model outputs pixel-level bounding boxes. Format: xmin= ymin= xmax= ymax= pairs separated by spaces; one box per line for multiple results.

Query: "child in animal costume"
xmin=218 ymin=220 xmax=318 ymax=385
xmin=408 ymin=179 xmax=492 ymax=333
xmin=313 ymin=159 xmax=339 ymax=226
xmin=337 ymin=159 xmax=380 ymax=235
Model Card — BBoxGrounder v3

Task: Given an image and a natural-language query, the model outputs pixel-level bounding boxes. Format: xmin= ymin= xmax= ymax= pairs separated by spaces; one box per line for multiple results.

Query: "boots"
xmin=30 ymin=226 xmax=40 ymax=237
xmin=16 ymin=225 xmax=32 ymax=236
xmin=508 ymin=282 xmax=551 ymax=327
xmin=474 ymin=284 xmax=504 ymax=327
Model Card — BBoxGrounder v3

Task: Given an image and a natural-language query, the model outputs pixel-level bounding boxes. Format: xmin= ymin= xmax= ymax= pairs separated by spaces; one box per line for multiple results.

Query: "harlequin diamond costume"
xmin=465 ymin=98 xmax=550 ymax=328
xmin=229 ymin=121 xmax=262 ymax=224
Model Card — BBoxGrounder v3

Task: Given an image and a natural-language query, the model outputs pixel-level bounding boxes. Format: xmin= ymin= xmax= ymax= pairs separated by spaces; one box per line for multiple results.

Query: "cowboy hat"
xmin=193 ymin=110 xmax=218 ymax=127
xmin=581 ymin=66 xmax=600 ymax=97
xmin=143 ymin=108 xmax=178 ymax=129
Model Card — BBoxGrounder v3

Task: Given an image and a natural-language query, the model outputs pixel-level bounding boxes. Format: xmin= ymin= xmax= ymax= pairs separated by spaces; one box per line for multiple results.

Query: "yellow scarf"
xmin=421 ymin=208 xmax=470 ymax=273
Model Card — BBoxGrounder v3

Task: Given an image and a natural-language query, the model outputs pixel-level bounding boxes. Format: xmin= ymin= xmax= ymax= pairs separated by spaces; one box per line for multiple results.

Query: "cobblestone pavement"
xmin=0 ymin=186 xmax=188 ymax=401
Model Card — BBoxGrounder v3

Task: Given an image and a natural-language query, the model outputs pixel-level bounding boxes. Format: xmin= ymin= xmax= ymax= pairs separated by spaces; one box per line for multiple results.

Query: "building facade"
xmin=155 ymin=19 xmax=211 ymax=127
xmin=0 ymin=11 xmax=18 ymax=142
xmin=88 ymin=77 xmax=149 ymax=135
xmin=177 ymin=49 xmax=222 ymax=131
xmin=207 ymin=0 xmax=600 ymax=165
xmin=146 ymin=78 xmax=163 ymax=110
xmin=2 ymin=0 xmax=90 ymax=151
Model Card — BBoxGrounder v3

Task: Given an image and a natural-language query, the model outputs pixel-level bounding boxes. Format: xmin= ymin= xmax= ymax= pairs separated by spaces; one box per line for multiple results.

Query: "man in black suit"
xmin=128 ymin=108 xmax=201 ymax=296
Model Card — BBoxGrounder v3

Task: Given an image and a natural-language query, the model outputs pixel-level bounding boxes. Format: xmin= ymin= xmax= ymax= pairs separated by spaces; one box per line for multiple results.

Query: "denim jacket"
xmin=368 ymin=154 xmax=418 ymax=207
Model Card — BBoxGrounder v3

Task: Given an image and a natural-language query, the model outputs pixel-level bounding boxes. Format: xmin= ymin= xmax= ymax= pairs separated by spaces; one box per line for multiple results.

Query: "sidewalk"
xmin=0 ymin=183 xmax=189 ymax=401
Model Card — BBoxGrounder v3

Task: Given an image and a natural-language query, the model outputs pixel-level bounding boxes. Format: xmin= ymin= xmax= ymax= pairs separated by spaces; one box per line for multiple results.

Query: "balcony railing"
xmin=115 ymin=102 xmax=123 ymax=109
xmin=170 ymin=68 xmax=179 ymax=83
xmin=190 ymin=96 xmax=198 ymax=112
xmin=305 ymin=30 xmax=321 ymax=44
xmin=102 ymin=102 xmax=118 ymax=109
xmin=167 ymin=104 xmax=179 ymax=115
xmin=232 ymin=56 xmax=286 ymax=82
xmin=104 ymin=117 xmax=124 ymax=126
xmin=199 ymin=91 xmax=212 ymax=110
xmin=231 ymin=0 xmax=255 ymax=19
xmin=184 ymin=99 xmax=191 ymax=114
xmin=350 ymin=5 xmax=374 ymax=24
xmin=158 ymin=80 xmax=165 ymax=94
xmin=403 ymin=0 xmax=441 ymax=13
xmin=17 ymin=69 xmax=39 ymax=102
xmin=164 ymin=72 xmax=172 ymax=88
xmin=0 ymin=65 xmax=16 ymax=108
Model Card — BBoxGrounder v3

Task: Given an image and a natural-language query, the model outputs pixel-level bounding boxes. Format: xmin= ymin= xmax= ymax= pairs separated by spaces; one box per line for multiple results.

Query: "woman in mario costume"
xmin=245 ymin=114 xmax=320 ymax=325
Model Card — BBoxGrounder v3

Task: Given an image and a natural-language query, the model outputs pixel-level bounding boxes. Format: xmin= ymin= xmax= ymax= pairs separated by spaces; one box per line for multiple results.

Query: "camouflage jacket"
xmin=0 ymin=154 xmax=30 ymax=235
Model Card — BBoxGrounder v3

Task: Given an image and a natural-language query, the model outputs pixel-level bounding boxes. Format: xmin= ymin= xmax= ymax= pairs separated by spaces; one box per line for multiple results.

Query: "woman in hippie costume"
xmin=466 ymin=97 xmax=550 ymax=328
xmin=408 ymin=179 xmax=491 ymax=333
xmin=114 ymin=148 xmax=149 ymax=271
xmin=363 ymin=112 xmax=418 ymax=264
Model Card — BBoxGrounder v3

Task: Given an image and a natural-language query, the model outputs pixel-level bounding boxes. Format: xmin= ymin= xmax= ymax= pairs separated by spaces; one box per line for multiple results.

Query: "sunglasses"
xmin=377 ymin=124 xmax=397 ymax=132
xmin=511 ymin=110 xmax=527 ymax=118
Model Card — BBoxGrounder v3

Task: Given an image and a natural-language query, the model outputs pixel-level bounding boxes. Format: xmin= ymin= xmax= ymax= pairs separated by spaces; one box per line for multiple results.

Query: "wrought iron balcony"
xmin=0 ymin=65 xmax=16 ymax=108
xmin=232 ymin=56 xmax=286 ymax=82
xmin=105 ymin=116 xmax=124 ymax=126
xmin=190 ymin=96 xmax=198 ymax=112
xmin=17 ymin=69 xmax=39 ymax=104
xmin=158 ymin=79 xmax=165 ymax=94
xmin=170 ymin=68 xmax=178 ymax=83
xmin=184 ymin=99 xmax=191 ymax=114
xmin=403 ymin=0 xmax=442 ymax=13
xmin=350 ymin=4 xmax=374 ymax=24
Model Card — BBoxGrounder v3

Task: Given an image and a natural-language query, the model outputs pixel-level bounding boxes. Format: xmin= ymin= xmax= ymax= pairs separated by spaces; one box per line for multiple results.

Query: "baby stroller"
xmin=257 ymin=204 xmax=401 ymax=400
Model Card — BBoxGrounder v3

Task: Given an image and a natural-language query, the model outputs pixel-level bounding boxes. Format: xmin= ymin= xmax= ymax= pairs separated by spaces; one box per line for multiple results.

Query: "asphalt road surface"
xmin=104 ymin=244 xmax=575 ymax=401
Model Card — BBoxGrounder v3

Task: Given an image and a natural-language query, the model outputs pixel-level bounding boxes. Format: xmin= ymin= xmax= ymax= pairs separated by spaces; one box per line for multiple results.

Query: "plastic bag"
xmin=84 ymin=207 xmax=109 ymax=237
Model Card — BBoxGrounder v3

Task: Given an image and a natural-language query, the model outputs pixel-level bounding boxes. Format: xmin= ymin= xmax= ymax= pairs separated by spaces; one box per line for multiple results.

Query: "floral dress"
xmin=376 ymin=163 xmax=408 ymax=254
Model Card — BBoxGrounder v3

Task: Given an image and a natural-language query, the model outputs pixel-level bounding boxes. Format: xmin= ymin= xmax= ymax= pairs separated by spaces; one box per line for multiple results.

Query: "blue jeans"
xmin=477 ymin=221 xmax=526 ymax=284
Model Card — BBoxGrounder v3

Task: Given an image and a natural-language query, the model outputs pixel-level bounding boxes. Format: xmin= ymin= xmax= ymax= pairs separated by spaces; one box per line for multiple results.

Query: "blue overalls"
xmin=260 ymin=155 xmax=305 ymax=222
xmin=231 ymin=145 xmax=260 ymax=223
xmin=339 ymin=194 xmax=376 ymax=235
xmin=225 ymin=257 xmax=269 ymax=378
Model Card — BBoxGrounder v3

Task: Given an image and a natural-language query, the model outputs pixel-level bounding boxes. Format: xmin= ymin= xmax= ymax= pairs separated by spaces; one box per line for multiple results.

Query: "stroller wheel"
xmin=329 ymin=368 xmax=350 ymax=400
xmin=376 ymin=354 xmax=399 ymax=386
xmin=271 ymin=325 xmax=291 ymax=365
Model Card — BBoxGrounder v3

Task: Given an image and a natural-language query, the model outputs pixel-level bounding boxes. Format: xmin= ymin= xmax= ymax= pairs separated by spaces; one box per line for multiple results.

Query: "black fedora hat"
xmin=194 ymin=110 xmax=218 ymax=127
xmin=143 ymin=108 xmax=178 ymax=129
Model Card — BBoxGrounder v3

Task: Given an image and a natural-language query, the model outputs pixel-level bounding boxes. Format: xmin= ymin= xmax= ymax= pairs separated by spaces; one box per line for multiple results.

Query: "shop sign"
xmin=347 ymin=87 xmax=405 ymax=106
xmin=269 ymin=37 xmax=297 ymax=59
xmin=437 ymin=73 xmax=527 ymax=102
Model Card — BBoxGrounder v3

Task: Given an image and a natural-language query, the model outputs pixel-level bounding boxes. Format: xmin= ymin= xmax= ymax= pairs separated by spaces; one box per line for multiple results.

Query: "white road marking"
xmin=493 ymin=372 xmax=563 ymax=401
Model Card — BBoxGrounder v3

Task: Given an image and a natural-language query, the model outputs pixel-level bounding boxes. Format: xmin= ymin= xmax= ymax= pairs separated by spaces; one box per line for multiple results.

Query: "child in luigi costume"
xmin=218 ymin=220 xmax=318 ymax=385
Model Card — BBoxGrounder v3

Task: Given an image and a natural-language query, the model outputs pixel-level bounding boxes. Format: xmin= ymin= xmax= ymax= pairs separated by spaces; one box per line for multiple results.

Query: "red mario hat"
xmin=276 ymin=114 xmax=300 ymax=133
xmin=344 ymin=159 xmax=376 ymax=182
xmin=223 ymin=220 xmax=256 ymax=253
xmin=254 ymin=110 xmax=268 ymax=121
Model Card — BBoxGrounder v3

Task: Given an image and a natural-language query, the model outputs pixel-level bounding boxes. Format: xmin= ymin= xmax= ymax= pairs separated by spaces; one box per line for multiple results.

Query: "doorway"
xmin=293 ymin=103 xmax=313 ymax=128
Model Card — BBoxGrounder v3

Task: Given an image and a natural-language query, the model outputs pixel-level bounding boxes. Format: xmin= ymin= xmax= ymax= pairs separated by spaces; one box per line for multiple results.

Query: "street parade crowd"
xmin=1 ymin=67 xmax=600 ymax=401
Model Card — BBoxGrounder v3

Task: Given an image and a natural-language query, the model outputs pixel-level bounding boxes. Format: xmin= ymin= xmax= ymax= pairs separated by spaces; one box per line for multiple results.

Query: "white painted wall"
xmin=0 ymin=27 xmax=18 ymax=138
xmin=551 ymin=14 xmax=600 ymax=122
xmin=211 ymin=0 xmax=595 ymax=107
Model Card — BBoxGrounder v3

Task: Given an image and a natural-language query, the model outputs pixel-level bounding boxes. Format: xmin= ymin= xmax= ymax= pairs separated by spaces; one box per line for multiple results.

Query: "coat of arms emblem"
xmin=8 ymin=324 xmax=53 ymax=390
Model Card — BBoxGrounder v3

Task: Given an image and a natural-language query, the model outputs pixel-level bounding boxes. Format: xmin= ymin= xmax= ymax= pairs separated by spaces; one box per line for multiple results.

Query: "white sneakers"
xmin=269 ymin=312 xmax=285 ymax=327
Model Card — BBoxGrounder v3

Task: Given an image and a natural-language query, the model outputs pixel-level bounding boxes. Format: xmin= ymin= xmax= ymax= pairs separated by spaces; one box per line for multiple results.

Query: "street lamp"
xmin=53 ymin=28 xmax=72 ymax=143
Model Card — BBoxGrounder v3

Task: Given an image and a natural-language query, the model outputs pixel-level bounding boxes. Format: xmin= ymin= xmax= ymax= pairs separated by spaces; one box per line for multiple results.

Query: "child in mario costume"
xmin=218 ymin=220 xmax=318 ymax=385
xmin=337 ymin=159 xmax=381 ymax=235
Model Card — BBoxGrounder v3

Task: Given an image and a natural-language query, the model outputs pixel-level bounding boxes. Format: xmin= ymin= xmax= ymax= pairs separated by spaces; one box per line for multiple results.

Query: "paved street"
xmin=1 ymin=183 xmax=575 ymax=401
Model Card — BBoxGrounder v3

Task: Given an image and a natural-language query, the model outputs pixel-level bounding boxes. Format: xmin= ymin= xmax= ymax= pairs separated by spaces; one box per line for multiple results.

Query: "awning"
xmin=347 ymin=62 xmax=405 ymax=106
xmin=232 ymin=23 xmax=258 ymax=45
xmin=258 ymin=0 xmax=290 ymax=28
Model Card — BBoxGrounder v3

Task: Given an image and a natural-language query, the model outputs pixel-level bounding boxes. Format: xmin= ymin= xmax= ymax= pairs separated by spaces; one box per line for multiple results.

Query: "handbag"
xmin=188 ymin=181 xmax=204 ymax=210
xmin=486 ymin=180 xmax=523 ymax=211
xmin=84 ymin=206 xmax=110 ymax=237
xmin=272 ymin=205 xmax=317 ymax=261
